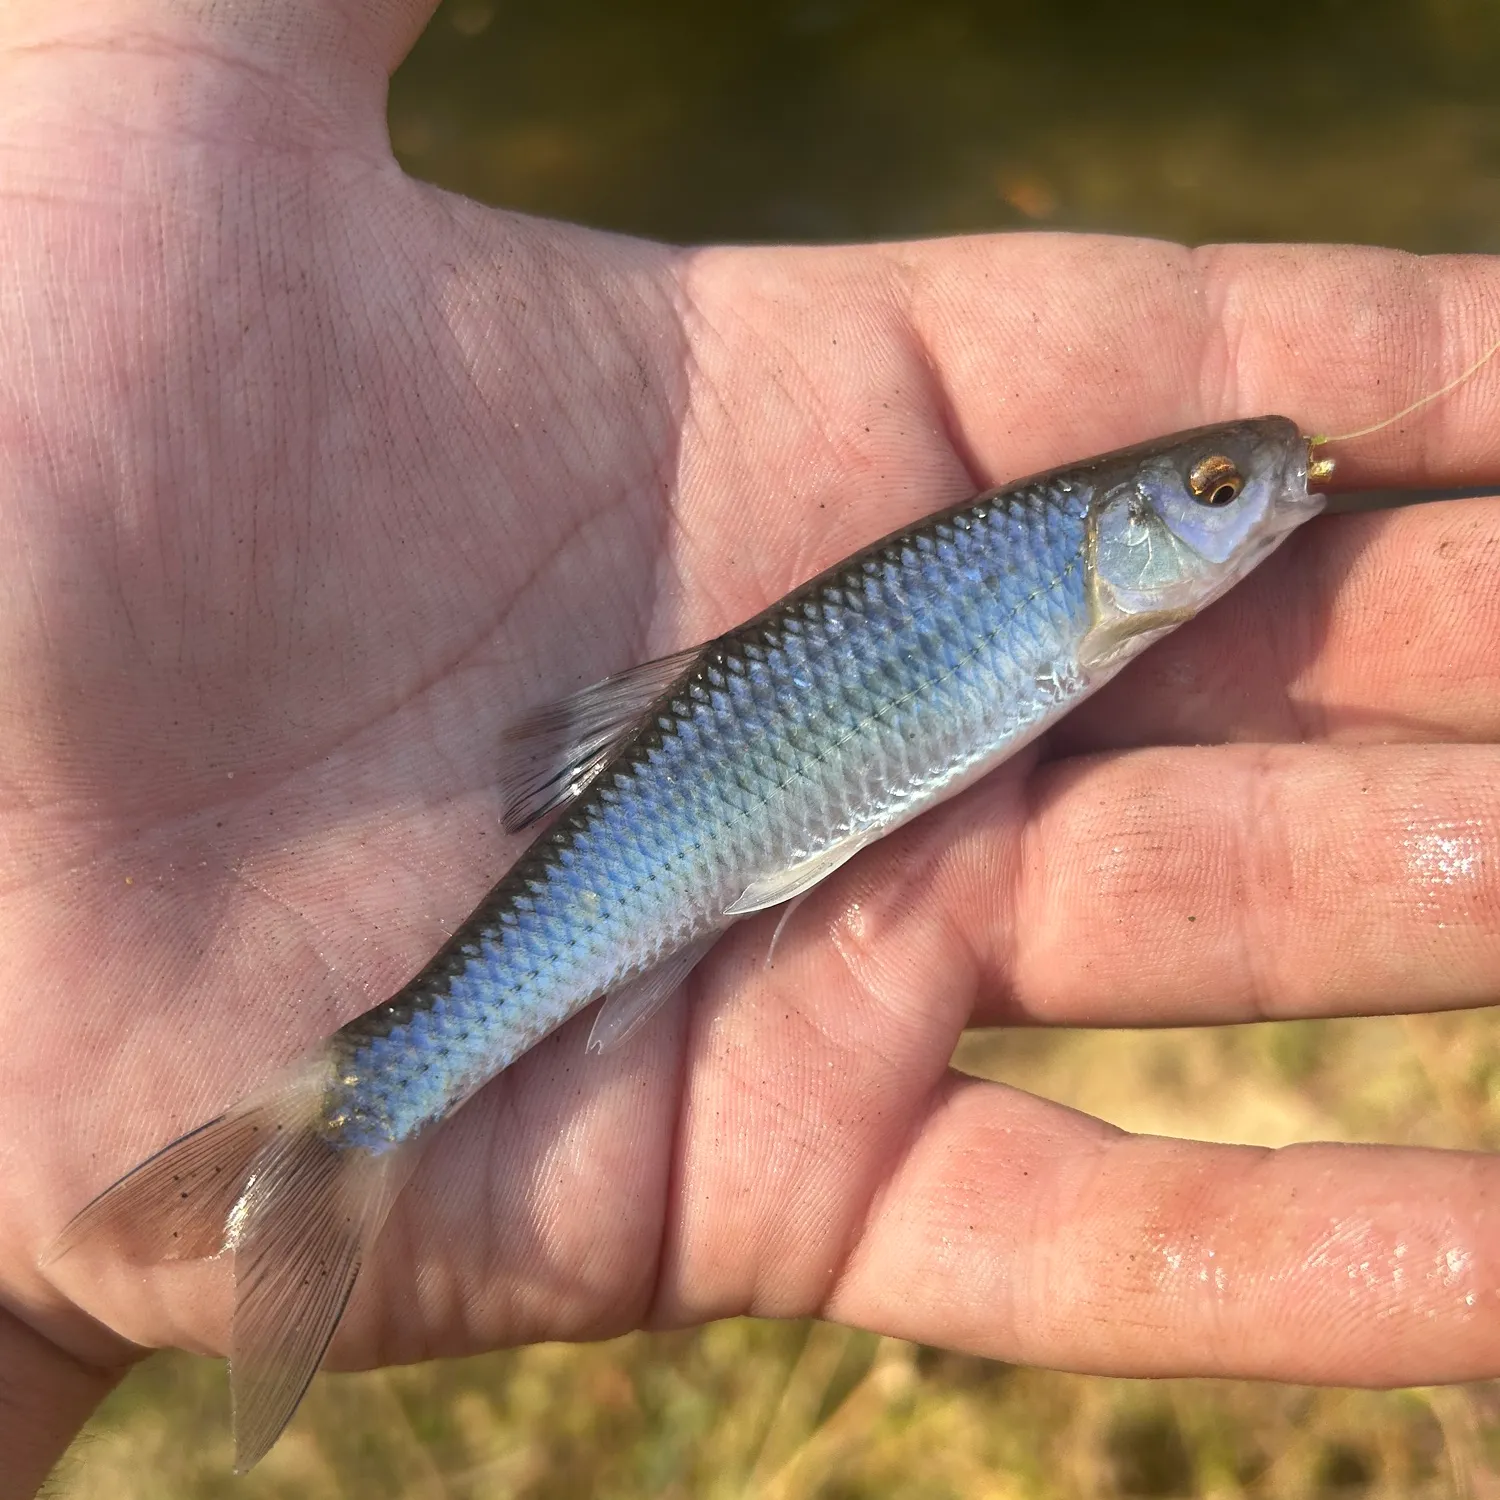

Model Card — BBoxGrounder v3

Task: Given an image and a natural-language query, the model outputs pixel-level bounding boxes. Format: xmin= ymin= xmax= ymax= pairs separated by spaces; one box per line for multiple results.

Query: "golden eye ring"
xmin=1187 ymin=454 xmax=1243 ymax=506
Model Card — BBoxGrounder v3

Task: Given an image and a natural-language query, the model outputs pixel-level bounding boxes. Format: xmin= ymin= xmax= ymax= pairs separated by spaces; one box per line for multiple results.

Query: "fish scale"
xmin=327 ymin=478 xmax=1094 ymax=1149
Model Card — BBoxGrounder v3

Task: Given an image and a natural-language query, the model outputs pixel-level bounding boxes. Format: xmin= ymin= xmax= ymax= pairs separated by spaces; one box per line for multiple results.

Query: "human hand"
xmin=4 ymin=0 xmax=1499 ymax=1488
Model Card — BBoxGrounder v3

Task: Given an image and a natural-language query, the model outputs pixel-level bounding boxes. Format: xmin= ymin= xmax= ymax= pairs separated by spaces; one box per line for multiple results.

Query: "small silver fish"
xmin=47 ymin=417 xmax=1331 ymax=1467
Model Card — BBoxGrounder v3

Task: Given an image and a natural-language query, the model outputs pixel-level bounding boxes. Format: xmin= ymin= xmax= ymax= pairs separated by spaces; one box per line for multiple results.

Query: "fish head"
xmin=1079 ymin=416 xmax=1326 ymax=670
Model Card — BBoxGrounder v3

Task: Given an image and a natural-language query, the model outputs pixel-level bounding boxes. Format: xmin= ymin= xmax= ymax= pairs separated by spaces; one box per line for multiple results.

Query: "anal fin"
xmin=587 ymin=936 xmax=717 ymax=1054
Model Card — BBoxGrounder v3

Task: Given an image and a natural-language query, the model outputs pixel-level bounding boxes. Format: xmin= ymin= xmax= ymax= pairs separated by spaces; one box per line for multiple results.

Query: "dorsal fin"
xmin=498 ymin=646 xmax=702 ymax=832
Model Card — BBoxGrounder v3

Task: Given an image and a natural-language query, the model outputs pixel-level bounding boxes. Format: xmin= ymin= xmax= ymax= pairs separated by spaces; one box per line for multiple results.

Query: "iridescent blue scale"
xmin=315 ymin=418 xmax=1324 ymax=1158
xmin=329 ymin=479 xmax=1094 ymax=1148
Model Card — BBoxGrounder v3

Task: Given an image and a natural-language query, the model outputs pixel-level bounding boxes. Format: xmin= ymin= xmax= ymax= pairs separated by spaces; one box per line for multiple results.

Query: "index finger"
xmin=672 ymin=237 xmax=1500 ymax=654
xmin=896 ymin=237 xmax=1500 ymax=489
xmin=889 ymin=239 xmax=1500 ymax=747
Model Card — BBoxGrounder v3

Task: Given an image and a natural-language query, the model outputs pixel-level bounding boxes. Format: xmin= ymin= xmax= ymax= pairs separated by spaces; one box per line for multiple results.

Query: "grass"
xmin=44 ymin=1010 xmax=1500 ymax=1498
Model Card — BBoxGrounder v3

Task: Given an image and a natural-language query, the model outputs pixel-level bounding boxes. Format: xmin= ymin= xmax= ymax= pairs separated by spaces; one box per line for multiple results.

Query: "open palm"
xmin=6 ymin=1 xmax=1500 ymax=1478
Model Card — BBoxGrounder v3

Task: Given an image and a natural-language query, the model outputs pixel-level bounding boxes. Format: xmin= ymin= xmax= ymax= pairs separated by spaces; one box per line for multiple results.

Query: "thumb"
xmin=0 ymin=0 xmax=437 ymax=143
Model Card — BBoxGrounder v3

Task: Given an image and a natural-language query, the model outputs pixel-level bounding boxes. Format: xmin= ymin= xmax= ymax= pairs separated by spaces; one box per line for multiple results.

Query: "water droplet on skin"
xmin=1404 ymin=821 xmax=1483 ymax=886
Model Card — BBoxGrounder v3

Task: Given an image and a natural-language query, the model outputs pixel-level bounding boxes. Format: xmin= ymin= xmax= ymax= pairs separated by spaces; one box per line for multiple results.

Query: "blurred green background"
xmin=49 ymin=2 xmax=1500 ymax=1497
xmin=386 ymin=0 xmax=1500 ymax=250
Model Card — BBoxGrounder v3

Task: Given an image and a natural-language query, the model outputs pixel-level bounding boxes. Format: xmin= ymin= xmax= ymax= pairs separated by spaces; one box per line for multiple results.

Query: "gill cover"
xmin=1079 ymin=416 xmax=1323 ymax=670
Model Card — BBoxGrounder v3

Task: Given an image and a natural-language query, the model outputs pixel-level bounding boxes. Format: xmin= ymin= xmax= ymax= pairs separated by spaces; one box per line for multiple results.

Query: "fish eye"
xmin=1187 ymin=454 xmax=1243 ymax=507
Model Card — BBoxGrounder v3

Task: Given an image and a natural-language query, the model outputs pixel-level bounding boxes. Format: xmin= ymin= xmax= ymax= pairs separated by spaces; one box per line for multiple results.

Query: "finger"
xmin=672 ymin=238 xmax=1500 ymax=654
xmin=960 ymin=740 xmax=1498 ymax=1028
xmin=644 ymin=732 xmax=1499 ymax=1328
xmin=898 ymin=236 xmax=1500 ymax=489
xmin=715 ymin=740 xmax=1500 ymax=1035
xmin=178 ymin=0 xmax=439 ymax=80
xmin=0 ymin=1304 xmax=122 ymax=1500
xmin=658 ymin=921 xmax=1500 ymax=1384
xmin=0 ymin=1 xmax=435 ymax=132
xmin=827 ymin=1075 xmax=1500 ymax=1386
xmin=1052 ymin=495 xmax=1500 ymax=755
xmin=1200 ymin=241 xmax=1500 ymax=488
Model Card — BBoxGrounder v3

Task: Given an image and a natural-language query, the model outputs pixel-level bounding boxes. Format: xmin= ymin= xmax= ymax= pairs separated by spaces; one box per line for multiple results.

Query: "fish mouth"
xmin=1305 ymin=438 xmax=1336 ymax=489
xmin=1265 ymin=439 xmax=1330 ymax=538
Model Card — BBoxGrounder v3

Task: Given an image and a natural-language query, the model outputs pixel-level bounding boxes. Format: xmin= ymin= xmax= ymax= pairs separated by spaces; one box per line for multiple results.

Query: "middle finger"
xmin=868 ymin=740 xmax=1500 ymax=1029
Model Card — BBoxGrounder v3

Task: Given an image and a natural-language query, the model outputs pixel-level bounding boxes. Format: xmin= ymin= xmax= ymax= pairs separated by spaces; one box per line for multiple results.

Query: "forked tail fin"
xmin=44 ymin=1061 xmax=409 ymax=1471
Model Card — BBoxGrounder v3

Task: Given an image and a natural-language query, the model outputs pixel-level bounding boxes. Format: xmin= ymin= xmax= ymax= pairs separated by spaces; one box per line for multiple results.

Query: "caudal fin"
xmin=44 ymin=1062 xmax=409 ymax=1471
xmin=227 ymin=1114 xmax=403 ymax=1469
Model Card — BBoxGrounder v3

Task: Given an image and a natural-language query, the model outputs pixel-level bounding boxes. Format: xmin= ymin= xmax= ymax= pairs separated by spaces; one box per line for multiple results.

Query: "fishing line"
xmin=1308 ymin=327 xmax=1500 ymax=448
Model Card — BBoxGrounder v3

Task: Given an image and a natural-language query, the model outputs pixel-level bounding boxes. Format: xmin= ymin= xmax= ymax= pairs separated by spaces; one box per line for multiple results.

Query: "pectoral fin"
xmin=1077 ymin=606 xmax=1196 ymax=673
